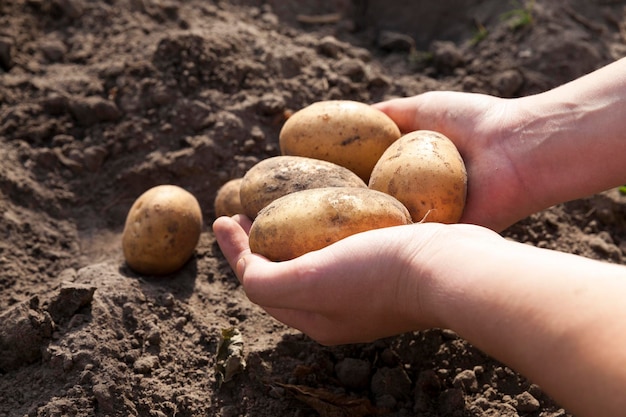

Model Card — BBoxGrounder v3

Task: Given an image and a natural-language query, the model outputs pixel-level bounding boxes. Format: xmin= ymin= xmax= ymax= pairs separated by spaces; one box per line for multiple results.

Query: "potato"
xmin=122 ymin=184 xmax=203 ymax=275
xmin=249 ymin=187 xmax=412 ymax=261
xmin=214 ymin=178 xmax=244 ymax=217
xmin=279 ymin=100 xmax=401 ymax=182
xmin=240 ymin=155 xmax=367 ymax=219
xmin=369 ymin=130 xmax=467 ymax=224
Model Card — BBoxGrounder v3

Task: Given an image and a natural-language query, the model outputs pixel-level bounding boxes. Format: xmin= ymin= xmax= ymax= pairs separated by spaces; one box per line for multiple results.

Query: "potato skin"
xmin=122 ymin=184 xmax=203 ymax=275
xmin=249 ymin=187 xmax=412 ymax=261
xmin=369 ymin=130 xmax=467 ymax=224
xmin=240 ymin=155 xmax=367 ymax=219
xmin=214 ymin=178 xmax=244 ymax=217
xmin=279 ymin=100 xmax=401 ymax=182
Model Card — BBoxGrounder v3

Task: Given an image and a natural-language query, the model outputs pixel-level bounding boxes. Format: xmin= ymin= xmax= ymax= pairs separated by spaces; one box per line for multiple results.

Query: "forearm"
xmin=423 ymin=233 xmax=626 ymax=416
xmin=511 ymin=57 xmax=626 ymax=213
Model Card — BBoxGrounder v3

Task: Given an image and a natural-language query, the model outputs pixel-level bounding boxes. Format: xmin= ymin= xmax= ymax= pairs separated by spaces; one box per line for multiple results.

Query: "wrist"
xmin=402 ymin=224 xmax=506 ymax=331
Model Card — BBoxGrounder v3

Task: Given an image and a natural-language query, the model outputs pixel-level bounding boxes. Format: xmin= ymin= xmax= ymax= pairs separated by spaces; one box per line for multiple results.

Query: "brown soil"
xmin=1 ymin=1 xmax=626 ymax=416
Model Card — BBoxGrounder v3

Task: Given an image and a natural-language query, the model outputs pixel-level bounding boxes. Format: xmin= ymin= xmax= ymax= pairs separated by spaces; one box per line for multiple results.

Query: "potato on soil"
xmin=279 ymin=100 xmax=401 ymax=182
xmin=240 ymin=155 xmax=367 ymax=219
xmin=122 ymin=184 xmax=203 ymax=275
xmin=369 ymin=130 xmax=467 ymax=224
xmin=248 ymin=187 xmax=412 ymax=261
xmin=214 ymin=178 xmax=244 ymax=217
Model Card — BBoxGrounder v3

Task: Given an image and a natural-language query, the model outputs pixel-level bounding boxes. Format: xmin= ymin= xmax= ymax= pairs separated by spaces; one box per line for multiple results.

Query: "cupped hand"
xmin=213 ymin=214 xmax=500 ymax=345
xmin=374 ymin=92 xmax=533 ymax=231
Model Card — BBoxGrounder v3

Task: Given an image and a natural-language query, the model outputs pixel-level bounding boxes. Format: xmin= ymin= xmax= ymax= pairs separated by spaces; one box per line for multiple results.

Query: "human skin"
xmin=374 ymin=57 xmax=626 ymax=231
xmin=212 ymin=57 xmax=626 ymax=417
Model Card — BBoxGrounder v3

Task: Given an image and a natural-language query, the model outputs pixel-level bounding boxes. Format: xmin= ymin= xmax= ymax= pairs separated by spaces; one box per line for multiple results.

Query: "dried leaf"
xmin=215 ymin=327 xmax=246 ymax=388
xmin=277 ymin=383 xmax=384 ymax=417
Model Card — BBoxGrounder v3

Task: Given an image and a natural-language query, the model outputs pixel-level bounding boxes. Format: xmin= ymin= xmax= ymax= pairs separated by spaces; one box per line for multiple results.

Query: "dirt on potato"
xmin=1 ymin=1 xmax=626 ymax=416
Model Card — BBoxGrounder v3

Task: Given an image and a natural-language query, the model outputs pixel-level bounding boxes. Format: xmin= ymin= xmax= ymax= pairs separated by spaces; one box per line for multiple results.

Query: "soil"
xmin=1 ymin=0 xmax=626 ymax=416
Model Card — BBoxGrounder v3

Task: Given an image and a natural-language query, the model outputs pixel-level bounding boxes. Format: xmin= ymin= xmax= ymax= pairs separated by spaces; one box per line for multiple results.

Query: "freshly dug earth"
xmin=1 ymin=1 xmax=626 ymax=416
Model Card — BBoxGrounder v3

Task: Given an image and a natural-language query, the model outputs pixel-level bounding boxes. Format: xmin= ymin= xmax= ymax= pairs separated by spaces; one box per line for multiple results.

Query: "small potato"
xmin=240 ymin=155 xmax=367 ymax=219
xmin=279 ymin=100 xmax=401 ymax=182
xmin=249 ymin=187 xmax=412 ymax=261
xmin=369 ymin=130 xmax=467 ymax=224
xmin=214 ymin=178 xmax=244 ymax=217
xmin=122 ymin=184 xmax=203 ymax=275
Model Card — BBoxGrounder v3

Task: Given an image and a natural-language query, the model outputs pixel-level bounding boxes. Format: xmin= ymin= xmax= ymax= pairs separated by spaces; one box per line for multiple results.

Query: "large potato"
xmin=214 ymin=178 xmax=244 ymax=217
xmin=369 ymin=130 xmax=467 ymax=224
xmin=279 ymin=100 xmax=401 ymax=182
xmin=249 ymin=187 xmax=412 ymax=261
xmin=122 ymin=184 xmax=203 ymax=275
xmin=240 ymin=155 xmax=367 ymax=219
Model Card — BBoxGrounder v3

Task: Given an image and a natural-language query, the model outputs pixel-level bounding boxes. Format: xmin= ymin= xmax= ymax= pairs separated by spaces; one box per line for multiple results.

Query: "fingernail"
xmin=236 ymin=256 xmax=246 ymax=279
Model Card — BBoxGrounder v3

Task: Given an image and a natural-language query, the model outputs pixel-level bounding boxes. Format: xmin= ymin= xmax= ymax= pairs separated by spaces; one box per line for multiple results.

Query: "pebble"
xmin=514 ymin=391 xmax=540 ymax=413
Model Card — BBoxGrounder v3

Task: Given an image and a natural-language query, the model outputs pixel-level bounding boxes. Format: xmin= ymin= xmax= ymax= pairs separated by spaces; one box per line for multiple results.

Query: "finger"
xmin=212 ymin=216 xmax=251 ymax=276
xmin=373 ymin=97 xmax=425 ymax=133
xmin=231 ymin=213 xmax=253 ymax=234
xmin=375 ymin=92 xmax=494 ymax=143
xmin=237 ymin=251 xmax=321 ymax=309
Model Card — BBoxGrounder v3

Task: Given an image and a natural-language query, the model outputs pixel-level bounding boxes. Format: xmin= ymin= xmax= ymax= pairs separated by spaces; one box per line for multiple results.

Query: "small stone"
xmin=514 ymin=391 xmax=540 ymax=413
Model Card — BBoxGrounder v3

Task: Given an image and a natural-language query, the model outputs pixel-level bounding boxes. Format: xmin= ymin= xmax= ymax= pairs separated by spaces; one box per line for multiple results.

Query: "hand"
xmin=212 ymin=214 xmax=501 ymax=345
xmin=374 ymin=92 xmax=530 ymax=231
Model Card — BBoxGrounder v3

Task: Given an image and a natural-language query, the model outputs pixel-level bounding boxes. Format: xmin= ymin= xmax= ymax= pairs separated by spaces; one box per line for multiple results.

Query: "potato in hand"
xmin=279 ymin=100 xmax=401 ymax=182
xmin=248 ymin=187 xmax=412 ymax=261
xmin=239 ymin=155 xmax=367 ymax=219
xmin=369 ymin=130 xmax=467 ymax=224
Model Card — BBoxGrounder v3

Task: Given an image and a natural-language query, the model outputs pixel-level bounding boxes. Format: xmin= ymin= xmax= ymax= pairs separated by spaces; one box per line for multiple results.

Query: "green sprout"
xmin=407 ymin=49 xmax=433 ymax=69
xmin=471 ymin=21 xmax=489 ymax=45
xmin=619 ymin=185 xmax=626 ymax=195
xmin=500 ymin=0 xmax=535 ymax=30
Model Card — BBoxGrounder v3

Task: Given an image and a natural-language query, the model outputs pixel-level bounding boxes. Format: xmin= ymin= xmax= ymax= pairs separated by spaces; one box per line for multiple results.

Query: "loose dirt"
xmin=1 ymin=1 xmax=626 ymax=416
